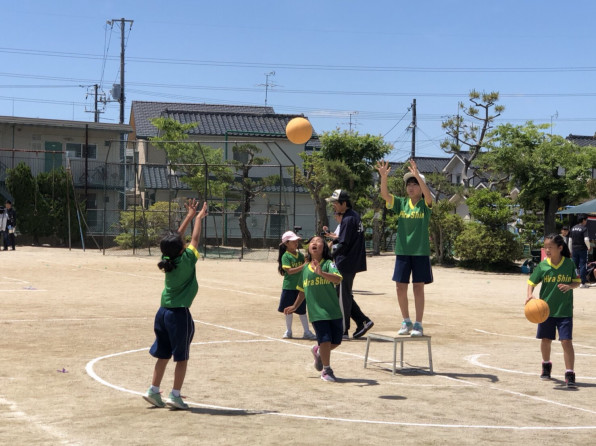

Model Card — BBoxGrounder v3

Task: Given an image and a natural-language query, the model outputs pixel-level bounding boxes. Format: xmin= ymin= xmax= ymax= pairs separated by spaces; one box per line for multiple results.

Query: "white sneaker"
xmin=411 ymin=322 xmax=424 ymax=337
xmin=398 ymin=320 xmax=413 ymax=335
xmin=302 ymin=331 xmax=317 ymax=340
xmin=282 ymin=330 xmax=292 ymax=339
xmin=580 ymin=284 xmax=589 ymax=288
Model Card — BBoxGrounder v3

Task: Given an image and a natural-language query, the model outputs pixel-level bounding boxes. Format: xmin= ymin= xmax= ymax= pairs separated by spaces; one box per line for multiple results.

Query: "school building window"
xmin=66 ymin=143 xmax=97 ymax=159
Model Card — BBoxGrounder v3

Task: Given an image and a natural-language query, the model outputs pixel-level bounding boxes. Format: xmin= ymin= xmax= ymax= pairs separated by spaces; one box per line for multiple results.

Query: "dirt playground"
xmin=0 ymin=247 xmax=595 ymax=445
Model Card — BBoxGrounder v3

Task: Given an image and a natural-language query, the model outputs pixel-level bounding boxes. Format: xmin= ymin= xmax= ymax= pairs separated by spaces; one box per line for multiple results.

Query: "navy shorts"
xmin=149 ymin=307 xmax=195 ymax=362
xmin=536 ymin=317 xmax=573 ymax=341
xmin=278 ymin=289 xmax=307 ymax=315
xmin=312 ymin=318 xmax=343 ymax=345
xmin=393 ymin=255 xmax=433 ymax=284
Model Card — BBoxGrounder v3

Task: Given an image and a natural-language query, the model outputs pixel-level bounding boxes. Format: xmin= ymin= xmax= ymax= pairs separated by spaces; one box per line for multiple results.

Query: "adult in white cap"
xmin=376 ymin=159 xmax=433 ymax=337
xmin=325 ymin=189 xmax=374 ymax=339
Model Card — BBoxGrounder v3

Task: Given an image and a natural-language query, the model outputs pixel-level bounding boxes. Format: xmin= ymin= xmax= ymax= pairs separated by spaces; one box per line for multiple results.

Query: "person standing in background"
xmin=3 ymin=200 xmax=16 ymax=251
xmin=570 ymin=214 xmax=590 ymax=288
xmin=325 ymin=189 xmax=374 ymax=340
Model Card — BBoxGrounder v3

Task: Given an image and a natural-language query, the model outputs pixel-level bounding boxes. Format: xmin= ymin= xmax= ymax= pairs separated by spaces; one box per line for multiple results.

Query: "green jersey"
xmin=386 ymin=195 xmax=432 ymax=256
xmin=296 ymin=259 xmax=343 ymax=322
xmin=281 ymin=250 xmax=305 ymax=290
xmin=161 ymin=245 xmax=199 ymax=308
xmin=527 ymin=257 xmax=579 ymax=317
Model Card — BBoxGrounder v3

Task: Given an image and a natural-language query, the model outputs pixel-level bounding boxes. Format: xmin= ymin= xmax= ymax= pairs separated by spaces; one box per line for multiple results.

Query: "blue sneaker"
xmin=143 ymin=388 xmax=165 ymax=408
xmin=398 ymin=320 xmax=413 ymax=335
xmin=167 ymin=392 xmax=189 ymax=410
xmin=411 ymin=322 xmax=424 ymax=337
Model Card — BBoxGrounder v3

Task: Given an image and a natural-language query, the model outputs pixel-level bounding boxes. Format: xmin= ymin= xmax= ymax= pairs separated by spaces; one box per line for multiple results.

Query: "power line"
xmin=2 ymin=47 xmax=596 ymax=73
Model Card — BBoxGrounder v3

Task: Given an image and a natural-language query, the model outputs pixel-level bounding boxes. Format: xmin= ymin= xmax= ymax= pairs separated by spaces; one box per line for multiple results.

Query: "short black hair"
xmin=578 ymin=214 xmax=588 ymax=222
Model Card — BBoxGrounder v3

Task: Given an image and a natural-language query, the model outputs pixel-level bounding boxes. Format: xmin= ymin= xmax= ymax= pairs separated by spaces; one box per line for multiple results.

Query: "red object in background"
xmin=541 ymin=248 xmax=546 ymax=261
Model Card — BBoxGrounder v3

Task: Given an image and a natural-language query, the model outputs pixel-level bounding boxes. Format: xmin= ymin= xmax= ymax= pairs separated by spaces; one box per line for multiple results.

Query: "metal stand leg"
xmin=364 ymin=336 xmax=371 ymax=369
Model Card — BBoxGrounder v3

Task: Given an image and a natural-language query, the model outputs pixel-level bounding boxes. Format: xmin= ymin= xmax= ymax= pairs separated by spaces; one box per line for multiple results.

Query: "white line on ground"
xmin=85 ymin=323 xmax=596 ymax=431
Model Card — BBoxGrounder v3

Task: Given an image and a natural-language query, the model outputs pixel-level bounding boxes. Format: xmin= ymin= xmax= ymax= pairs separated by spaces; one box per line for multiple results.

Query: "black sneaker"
xmin=353 ymin=320 xmax=374 ymax=339
xmin=540 ymin=362 xmax=552 ymax=380
xmin=565 ymin=371 xmax=576 ymax=388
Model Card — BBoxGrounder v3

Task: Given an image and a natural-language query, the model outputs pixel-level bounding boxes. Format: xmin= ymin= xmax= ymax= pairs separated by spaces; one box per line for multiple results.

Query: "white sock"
xmin=151 ymin=385 xmax=159 ymax=393
xmin=299 ymin=314 xmax=311 ymax=332
xmin=285 ymin=314 xmax=293 ymax=332
xmin=404 ymin=317 xmax=411 ymax=323
xmin=172 ymin=389 xmax=181 ymax=397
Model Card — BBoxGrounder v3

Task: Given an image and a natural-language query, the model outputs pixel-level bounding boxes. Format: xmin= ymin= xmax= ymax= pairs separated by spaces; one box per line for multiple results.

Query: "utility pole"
xmin=410 ymin=99 xmax=417 ymax=159
xmin=107 ymin=18 xmax=133 ymax=124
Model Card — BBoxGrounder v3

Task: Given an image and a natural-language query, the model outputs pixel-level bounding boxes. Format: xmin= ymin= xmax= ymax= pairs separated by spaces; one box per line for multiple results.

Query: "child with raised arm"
xmin=143 ymin=198 xmax=208 ymax=409
xmin=277 ymin=230 xmax=316 ymax=340
xmin=376 ymin=159 xmax=433 ymax=337
xmin=526 ymin=233 xmax=580 ymax=388
xmin=284 ymin=235 xmax=343 ymax=382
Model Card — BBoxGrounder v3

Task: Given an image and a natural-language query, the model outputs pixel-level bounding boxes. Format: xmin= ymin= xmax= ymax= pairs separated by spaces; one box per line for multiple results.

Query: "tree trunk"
xmin=316 ymin=198 xmax=328 ymax=233
xmin=543 ymin=195 xmax=560 ymax=237
xmin=239 ymin=210 xmax=251 ymax=249
xmin=372 ymin=210 xmax=382 ymax=255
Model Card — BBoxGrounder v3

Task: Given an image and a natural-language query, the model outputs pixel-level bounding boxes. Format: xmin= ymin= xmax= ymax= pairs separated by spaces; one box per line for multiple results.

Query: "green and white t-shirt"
xmin=281 ymin=250 xmax=305 ymax=290
xmin=296 ymin=259 xmax=343 ymax=322
xmin=386 ymin=195 xmax=432 ymax=256
xmin=161 ymin=245 xmax=199 ymax=308
xmin=527 ymin=257 xmax=579 ymax=318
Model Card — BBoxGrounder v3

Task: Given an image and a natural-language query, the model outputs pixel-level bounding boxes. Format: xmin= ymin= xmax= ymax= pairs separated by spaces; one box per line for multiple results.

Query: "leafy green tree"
xmin=150 ymin=117 xmax=233 ymax=201
xmin=230 ymin=143 xmax=279 ymax=249
xmin=295 ymin=130 xmax=391 ymax=233
xmin=454 ymin=222 xmax=523 ymax=269
xmin=294 ymin=151 xmax=331 ymax=232
xmin=5 ymin=163 xmax=81 ymax=245
xmin=466 ymin=189 xmax=513 ymax=230
xmin=441 ymin=90 xmax=504 ymax=188
xmin=115 ymin=201 xmax=180 ymax=249
xmin=321 ymin=129 xmax=392 ymax=202
xmin=480 ymin=122 xmax=594 ymax=235
xmin=454 ymin=188 xmax=523 ymax=268
xmin=429 ymin=199 xmax=464 ymax=264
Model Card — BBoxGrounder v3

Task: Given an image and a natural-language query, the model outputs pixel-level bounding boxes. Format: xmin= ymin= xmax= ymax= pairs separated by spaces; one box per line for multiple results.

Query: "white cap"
xmin=403 ymin=172 xmax=425 ymax=184
xmin=282 ymin=231 xmax=301 ymax=243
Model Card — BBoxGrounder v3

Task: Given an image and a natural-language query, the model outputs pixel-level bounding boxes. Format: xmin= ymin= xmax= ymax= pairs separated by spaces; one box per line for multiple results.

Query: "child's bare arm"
xmin=525 ymin=284 xmax=536 ymax=303
xmin=177 ymin=198 xmax=198 ymax=236
xmin=190 ymin=202 xmax=208 ymax=248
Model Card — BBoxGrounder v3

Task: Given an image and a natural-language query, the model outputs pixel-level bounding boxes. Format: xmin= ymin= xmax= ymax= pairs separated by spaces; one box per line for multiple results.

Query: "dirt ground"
xmin=0 ymin=247 xmax=595 ymax=445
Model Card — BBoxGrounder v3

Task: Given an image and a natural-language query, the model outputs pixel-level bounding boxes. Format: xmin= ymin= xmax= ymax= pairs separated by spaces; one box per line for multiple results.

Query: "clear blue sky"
xmin=2 ymin=1 xmax=595 ymax=161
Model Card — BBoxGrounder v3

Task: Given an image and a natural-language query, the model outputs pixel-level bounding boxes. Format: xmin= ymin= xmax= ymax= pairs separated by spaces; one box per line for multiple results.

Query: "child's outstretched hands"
xmin=197 ymin=201 xmax=208 ymax=220
xmin=184 ymin=198 xmax=199 ymax=217
xmin=408 ymin=158 xmax=422 ymax=180
xmin=375 ymin=160 xmax=391 ymax=178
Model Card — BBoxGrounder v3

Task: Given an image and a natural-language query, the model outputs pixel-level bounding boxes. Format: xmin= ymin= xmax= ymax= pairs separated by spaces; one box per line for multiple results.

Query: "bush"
xmin=454 ymin=222 xmax=524 ymax=269
xmin=114 ymin=201 xmax=182 ymax=249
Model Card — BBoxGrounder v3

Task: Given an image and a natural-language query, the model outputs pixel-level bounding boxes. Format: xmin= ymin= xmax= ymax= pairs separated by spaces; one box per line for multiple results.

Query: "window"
xmin=66 ymin=143 xmax=97 ymax=159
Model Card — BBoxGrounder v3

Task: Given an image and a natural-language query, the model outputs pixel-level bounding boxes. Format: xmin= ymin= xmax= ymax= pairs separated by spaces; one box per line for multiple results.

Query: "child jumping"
xmin=143 ymin=198 xmax=208 ymax=409
xmin=277 ymin=231 xmax=316 ymax=340
xmin=284 ymin=235 xmax=343 ymax=382
xmin=526 ymin=233 xmax=580 ymax=388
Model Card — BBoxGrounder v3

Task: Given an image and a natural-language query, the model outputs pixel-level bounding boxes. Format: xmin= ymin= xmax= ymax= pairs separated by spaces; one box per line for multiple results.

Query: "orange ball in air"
xmin=285 ymin=117 xmax=313 ymax=144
